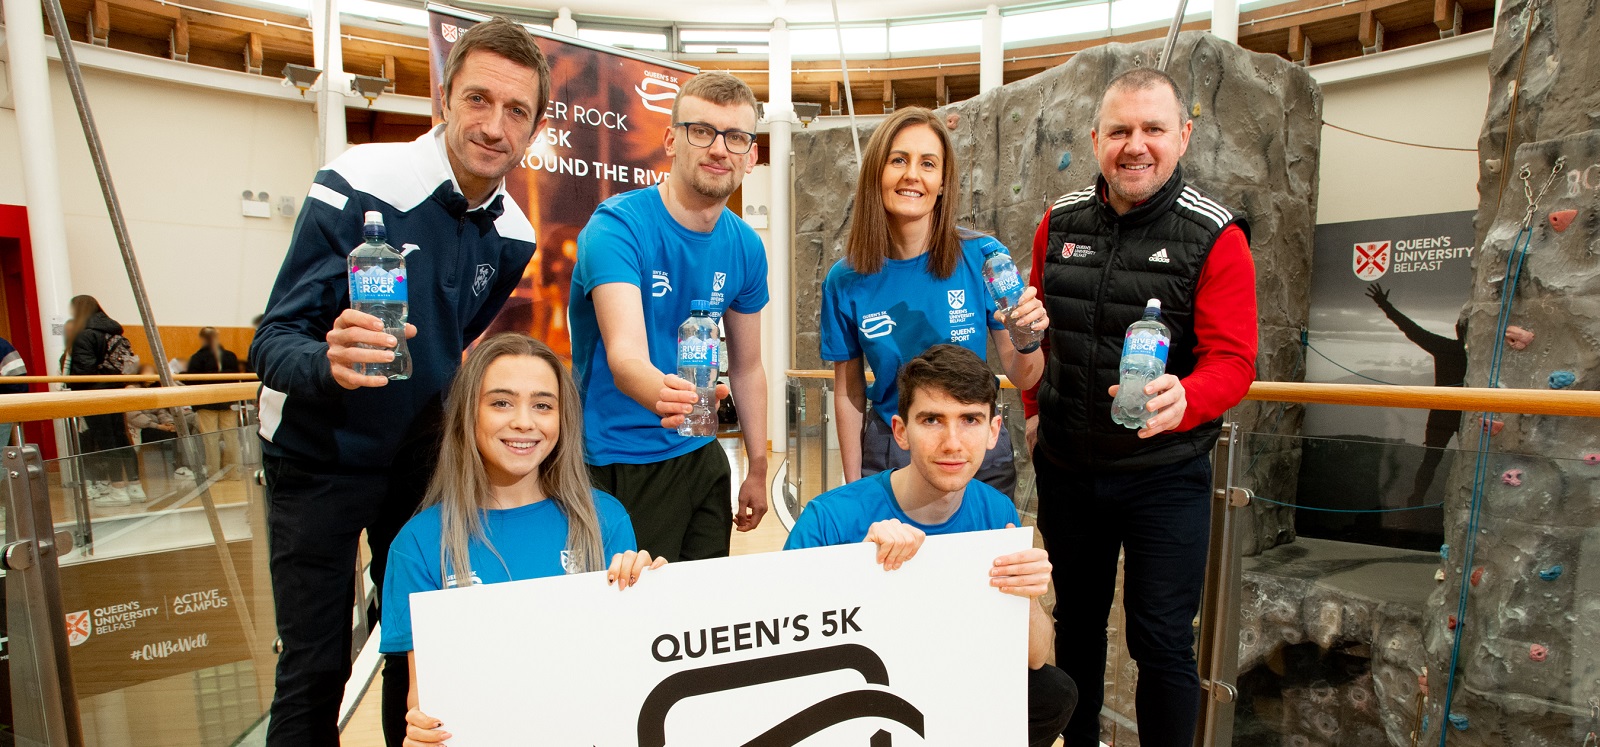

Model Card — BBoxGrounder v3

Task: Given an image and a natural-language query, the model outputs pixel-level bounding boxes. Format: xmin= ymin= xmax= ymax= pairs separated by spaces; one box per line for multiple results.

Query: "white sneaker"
xmin=126 ymin=484 xmax=147 ymax=502
xmin=175 ymin=467 xmax=194 ymax=478
xmin=86 ymin=481 xmax=108 ymax=499
xmin=93 ymin=485 xmax=131 ymax=507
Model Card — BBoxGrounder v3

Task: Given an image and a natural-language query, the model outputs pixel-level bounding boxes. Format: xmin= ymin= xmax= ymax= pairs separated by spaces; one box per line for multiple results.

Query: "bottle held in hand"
xmin=347 ymin=211 xmax=411 ymax=380
xmin=676 ymin=300 xmax=720 ymax=437
xmin=981 ymin=249 xmax=1044 ymax=353
xmin=1111 ymin=299 xmax=1170 ymax=429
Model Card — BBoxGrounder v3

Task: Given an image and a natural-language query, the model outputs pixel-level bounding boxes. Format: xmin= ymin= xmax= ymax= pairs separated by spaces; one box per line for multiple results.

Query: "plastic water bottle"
xmin=676 ymin=300 xmax=720 ymax=437
xmin=1111 ymin=299 xmax=1171 ymax=429
xmin=347 ymin=211 xmax=411 ymax=380
xmin=981 ymin=249 xmax=1044 ymax=353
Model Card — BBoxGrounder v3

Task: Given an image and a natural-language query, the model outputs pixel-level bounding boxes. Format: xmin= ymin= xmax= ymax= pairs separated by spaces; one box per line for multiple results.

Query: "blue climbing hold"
xmin=1439 ymin=544 xmax=1450 ymax=560
xmin=1058 ymin=152 xmax=1072 ymax=171
xmin=1449 ymin=713 xmax=1470 ymax=731
xmin=1539 ymin=565 xmax=1563 ymax=581
xmin=1421 ymin=715 xmax=1429 ymax=734
xmin=1550 ymin=370 xmax=1576 ymax=389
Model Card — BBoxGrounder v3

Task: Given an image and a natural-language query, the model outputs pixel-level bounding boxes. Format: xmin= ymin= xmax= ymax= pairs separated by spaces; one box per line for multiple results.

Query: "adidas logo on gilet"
xmin=1149 ymin=248 xmax=1171 ymax=264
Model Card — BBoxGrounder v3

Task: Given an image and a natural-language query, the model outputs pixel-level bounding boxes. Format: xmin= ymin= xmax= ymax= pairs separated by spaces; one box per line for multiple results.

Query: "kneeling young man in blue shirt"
xmin=785 ymin=344 xmax=1077 ymax=746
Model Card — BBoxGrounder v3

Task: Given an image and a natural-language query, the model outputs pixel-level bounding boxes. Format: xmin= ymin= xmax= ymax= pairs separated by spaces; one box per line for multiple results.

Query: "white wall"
xmin=0 ymin=62 xmax=318 ymax=328
xmin=1315 ymin=54 xmax=1489 ymax=224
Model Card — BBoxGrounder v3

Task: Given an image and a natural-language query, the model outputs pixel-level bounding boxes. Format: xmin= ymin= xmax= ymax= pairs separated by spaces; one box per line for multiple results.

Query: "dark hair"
xmin=897 ymin=344 xmax=997 ymax=418
xmin=669 ymin=72 xmax=759 ymax=123
xmin=69 ymin=295 xmax=103 ymax=322
xmin=442 ymin=17 xmax=553 ymax=125
xmin=1095 ymin=68 xmax=1189 ymax=129
xmin=845 ymin=107 xmax=963 ymax=279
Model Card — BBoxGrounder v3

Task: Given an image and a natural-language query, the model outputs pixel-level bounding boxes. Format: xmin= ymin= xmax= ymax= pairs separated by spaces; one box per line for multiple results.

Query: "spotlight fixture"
xmin=794 ymin=102 xmax=822 ymax=127
xmin=282 ymin=63 xmax=322 ymax=96
xmin=350 ymin=75 xmax=391 ymax=107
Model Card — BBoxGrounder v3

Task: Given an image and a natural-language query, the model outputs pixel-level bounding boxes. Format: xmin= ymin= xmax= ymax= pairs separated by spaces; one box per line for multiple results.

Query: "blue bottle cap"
xmin=691 ymin=300 xmax=710 ymax=312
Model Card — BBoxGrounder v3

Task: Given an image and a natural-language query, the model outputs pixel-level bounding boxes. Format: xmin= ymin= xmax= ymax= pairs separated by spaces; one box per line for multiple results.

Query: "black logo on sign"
xmin=637 ymin=643 xmax=925 ymax=746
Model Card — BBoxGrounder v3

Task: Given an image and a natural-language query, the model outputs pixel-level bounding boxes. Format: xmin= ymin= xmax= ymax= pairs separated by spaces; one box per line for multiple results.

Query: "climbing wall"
xmin=1421 ymin=0 xmax=1600 ymax=742
xmin=790 ymin=31 xmax=1320 ymax=554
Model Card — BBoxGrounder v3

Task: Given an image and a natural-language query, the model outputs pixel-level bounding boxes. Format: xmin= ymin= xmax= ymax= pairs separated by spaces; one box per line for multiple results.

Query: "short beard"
xmin=686 ymin=170 xmax=737 ymax=201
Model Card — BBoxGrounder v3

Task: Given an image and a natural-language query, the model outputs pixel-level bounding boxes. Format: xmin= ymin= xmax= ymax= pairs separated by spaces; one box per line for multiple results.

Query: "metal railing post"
xmin=1197 ymin=422 xmax=1247 ymax=746
xmin=3 ymin=445 xmax=85 ymax=747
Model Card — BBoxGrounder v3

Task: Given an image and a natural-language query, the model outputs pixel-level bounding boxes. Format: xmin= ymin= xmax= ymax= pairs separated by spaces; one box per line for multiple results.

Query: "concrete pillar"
xmin=980 ymin=5 xmax=1002 ymax=94
xmin=1212 ymin=0 xmax=1240 ymax=44
xmin=3 ymin=0 xmax=76 ymax=374
xmin=766 ymin=18 xmax=793 ymax=454
xmin=310 ymin=0 xmax=347 ymax=165
xmin=554 ymin=7 xmax=578 ymax=37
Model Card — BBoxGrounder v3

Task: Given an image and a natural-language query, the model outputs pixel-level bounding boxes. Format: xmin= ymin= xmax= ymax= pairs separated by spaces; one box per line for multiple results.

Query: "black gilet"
xmin=1036 ymin=167 xmax=1248 ymax=472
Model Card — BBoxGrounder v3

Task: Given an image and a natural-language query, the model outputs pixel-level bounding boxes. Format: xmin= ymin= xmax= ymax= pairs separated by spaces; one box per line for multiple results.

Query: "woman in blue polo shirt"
xmin=820 ymin=107 xmax=1048 ymax=497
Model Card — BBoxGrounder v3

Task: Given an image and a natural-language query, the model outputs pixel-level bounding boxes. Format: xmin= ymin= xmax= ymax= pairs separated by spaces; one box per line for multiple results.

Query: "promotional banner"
xmin=427 ymin=5 xmax=696 ymax=359
xmin=412 ymin=528 xmax=1031 ymax=745
xmin=1297 ymin=211 xmax=1476 ymax=548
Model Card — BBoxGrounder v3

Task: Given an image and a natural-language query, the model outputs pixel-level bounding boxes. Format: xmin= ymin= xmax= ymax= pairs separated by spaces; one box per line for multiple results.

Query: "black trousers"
xmin=80 ymin=412 xmax=136 ymax=484
xmin=1029 ymin=664 xmax=1079 ymax=747
xmin=263 ymin=436 xmax=436 ymax=747
xmin=1035 ymin=451 xmax=1213 ymax=747
xmin=589 ymin=440 xmax=733 ymax=562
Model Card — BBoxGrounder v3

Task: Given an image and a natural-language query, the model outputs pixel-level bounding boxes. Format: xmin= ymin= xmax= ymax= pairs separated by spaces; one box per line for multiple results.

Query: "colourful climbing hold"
xmin=1586 ymin=454 xmax=1600 ymax=466
xmin=1538 ymin=565 xmax=1563 ymax=581
xmin=1447 ymin=614 xmax=1458 ymax=630
xmin=1434 ymin=569 xmax=1446 ymax=582
xmin=1504 ymin=325 xmax=1534 ymax=350
xmin=1471 ymin=567 xmax=1485 ymax=586
xmin=1550 ymin=209 xmax=1578 ymax=232
xmin=1449 ymin=713 xmax=1470 ymax=731
xmin=1475 ymin=417 xmax=1505 ymax=436
xmin=1502 ymin=469 xmax=1524 ymax=486
xmin=1439 ymin=543 xmax=1450 ymax=560
xmin=1058 ymin=152 xmax=1072 ymax=171
xmin=1550 ymin=371 xmax=1577 ymax=389
xmin=1529 ymin=643 xmax=1549 ymax=662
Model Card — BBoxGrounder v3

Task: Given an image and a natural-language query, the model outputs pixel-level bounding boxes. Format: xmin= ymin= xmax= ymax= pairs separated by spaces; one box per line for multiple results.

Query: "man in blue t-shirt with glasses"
xmin=570 ymin=72 xmax=770 ymax=562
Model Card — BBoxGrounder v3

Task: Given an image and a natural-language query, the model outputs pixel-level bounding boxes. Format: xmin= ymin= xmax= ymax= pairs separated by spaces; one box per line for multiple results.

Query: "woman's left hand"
xmin=607 ymin=550 xmax=668 ymax=590
xmin=996 ymin=286 xmax=1049 ymax=336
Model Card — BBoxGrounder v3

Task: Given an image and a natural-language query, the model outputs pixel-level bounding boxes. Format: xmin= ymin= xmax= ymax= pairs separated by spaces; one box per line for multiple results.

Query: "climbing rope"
xmin=1437 ymin=156 xmax=1564 ymax=747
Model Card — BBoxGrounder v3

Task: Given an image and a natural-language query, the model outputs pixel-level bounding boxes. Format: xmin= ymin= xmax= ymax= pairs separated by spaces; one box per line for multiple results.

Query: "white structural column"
xmin=3 ymin=0 xmax=76 ymax=373
xmin=554 ymin=8 xmax=578 ymax=37
xmin=1212 ymin=0 xmax=1240 ymax=43
xmin=980 ymin=5 xmax=1003 ymax=94
xmin=766 ymin=18 xmax=793 ymax=454
xmin=311 ymin=0 xmax=347 ymax=165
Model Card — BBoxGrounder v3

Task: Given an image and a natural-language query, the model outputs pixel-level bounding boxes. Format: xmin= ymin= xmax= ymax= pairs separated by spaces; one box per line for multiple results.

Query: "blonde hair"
xmin=670 ymin=72 xmax=758 ymax=122
xmin=421 ymin=333 xmax=604 ymax=585
xmin=845 ymin=107 xmax=964 ymax=279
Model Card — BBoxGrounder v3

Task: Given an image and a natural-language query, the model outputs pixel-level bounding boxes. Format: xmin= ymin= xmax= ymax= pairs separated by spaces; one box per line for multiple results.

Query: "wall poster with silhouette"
xmin=428 ymin=6 xmax=695 ymax=359
xmin=410 ymin=528 xmax=1029 ymax=745
xmin=1297 ymin=211 xmax=1476 ymax=550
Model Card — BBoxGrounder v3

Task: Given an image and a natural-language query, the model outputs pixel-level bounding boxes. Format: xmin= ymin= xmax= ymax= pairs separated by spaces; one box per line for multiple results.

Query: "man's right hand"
xmin=1025 ymin=415 xmax=1039 ymax=453
xmin=654 ymin=374 xmax=728 ymax=430
xmin=864 ymin=519 xmax=925 ymax=571
xmin=326 ymin=309 xmax=416 ymax=390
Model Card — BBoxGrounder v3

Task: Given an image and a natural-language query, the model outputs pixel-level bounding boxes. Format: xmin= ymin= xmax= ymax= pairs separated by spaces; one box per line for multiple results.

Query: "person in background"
xmin=187 ymin=326 xmax=243 ymax=478
xmin=62 ymin=295 xmax=143 ymax=505
xmin=820 ymin=107 xmax=1047 ymax=498
xmin=126 ymin=363 xmax=189 ymax=498
xmin=0 ymin=334 xmax=30 ymax=446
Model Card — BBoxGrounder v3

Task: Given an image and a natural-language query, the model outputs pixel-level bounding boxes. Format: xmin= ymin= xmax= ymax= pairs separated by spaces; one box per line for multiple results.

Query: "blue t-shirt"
xmin=571 ymin=185 xmax=769 ymax=466
xmin=379 ymin=491 xmax=637 ymax=653
xmin=783 ymin=470 xmax=1020 ymax=550
xmin=820 ymin=234 xmax=1007 ymax=425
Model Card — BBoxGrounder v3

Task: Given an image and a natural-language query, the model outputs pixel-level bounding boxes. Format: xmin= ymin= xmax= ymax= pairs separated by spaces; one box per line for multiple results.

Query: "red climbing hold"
xmin=1471 ymin=567 xmax=1485 ymax=586
xmin=1529 ymin=644 xmax=1548 ymax=662
xmin=1586 ymin=454 xmax=1600 ymax=466
xmin=1502 ymin=469 xmax=1523 ymax=486
xmin=1447 ymin=615 xmax=1458 ymax=630
xmin=1474 ymin=417 xmax=1505 ymax=436
xmin=1504 ymin=326 xmax=1534 ymax=350
xmin=1550 ymin=210 xmax=1577 ymax=232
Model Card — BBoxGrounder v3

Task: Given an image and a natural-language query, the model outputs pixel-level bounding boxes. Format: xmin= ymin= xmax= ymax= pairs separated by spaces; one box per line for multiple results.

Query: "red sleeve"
xmin=1021 ymin=207 xmax=1051 ymax=419
xmin=1176 ymin=224 xmax=1257 ymax=431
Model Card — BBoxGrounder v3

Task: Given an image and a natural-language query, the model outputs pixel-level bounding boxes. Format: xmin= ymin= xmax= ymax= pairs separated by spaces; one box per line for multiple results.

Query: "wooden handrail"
xmin=785 ymin=371 xmax=1600 ymax=418
xmin=5 ymin=373 xmax=258 ymax=384
xmin=0 ymin=383 xmax=259 ymax=422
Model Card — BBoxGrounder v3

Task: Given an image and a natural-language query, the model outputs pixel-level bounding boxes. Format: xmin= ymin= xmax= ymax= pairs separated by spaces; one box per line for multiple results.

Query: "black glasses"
xmin=674 ymin=122 xmax=756 ymax=154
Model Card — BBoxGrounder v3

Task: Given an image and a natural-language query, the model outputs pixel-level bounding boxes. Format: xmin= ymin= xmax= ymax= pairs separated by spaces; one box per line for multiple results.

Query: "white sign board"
xmin=411 ymin=527 xmax=1031 ymax=746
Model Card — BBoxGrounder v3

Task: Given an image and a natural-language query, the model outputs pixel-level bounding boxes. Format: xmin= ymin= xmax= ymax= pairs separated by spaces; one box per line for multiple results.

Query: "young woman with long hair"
xmin=819 ymin=107 xmax=1049 ymax=497
xmin=379 ymin=333 xmax=663 ymax=743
